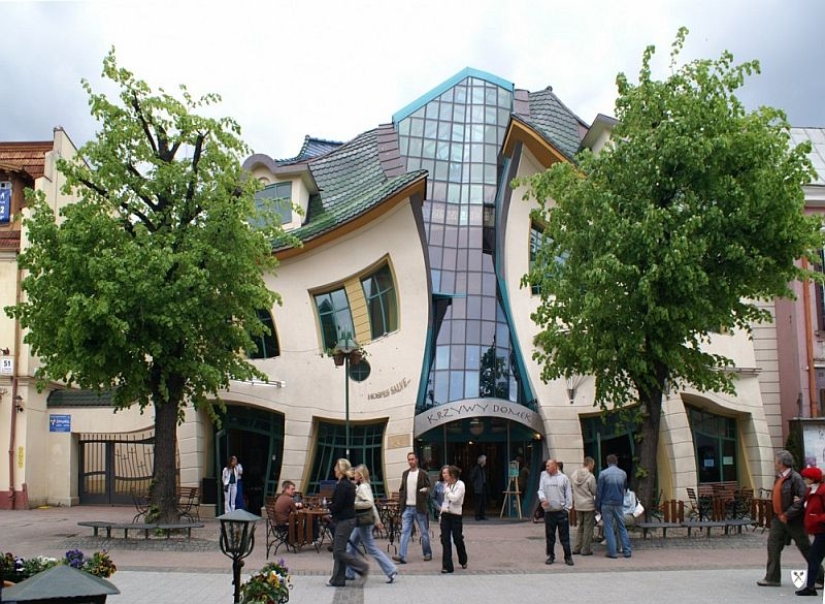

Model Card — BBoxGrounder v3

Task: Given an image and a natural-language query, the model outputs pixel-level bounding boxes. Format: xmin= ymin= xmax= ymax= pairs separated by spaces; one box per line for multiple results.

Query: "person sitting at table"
xmin=274 ymin=480 xmax=303 ymax=526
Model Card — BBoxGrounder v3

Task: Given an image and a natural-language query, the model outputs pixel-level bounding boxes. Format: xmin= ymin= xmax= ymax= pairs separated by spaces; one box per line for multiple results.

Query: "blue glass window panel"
xmin=485 ymin=106 xmax=497 ymax=123
xmin=361 ymin=264 xmax=398 ymax=338
xmin=437 ymin=122 xmax=451 ymax=141
xmin=450 ymin=343 xmax=465 ymax=368
xmin=454 ymin=86 xmax=467 ymax=103
xmin=451 ymin=319 xmax=466 ymax=343
xmin=464 ymin=370 xmax=480 ymax=398
xmin=453 ymin=104 xmax=466 ymax=122
xmin=436 ymin=142 xmax=450 ymax=160
xmin=432 ymin=181 xmax=447 ymax=200
xmin=465 ymin=345 xmax=481 ymax=369
xmin=484 ymin=164 xmax=497 ymax=185
xmin=440 ymin=270 xmax=456 ymax=292
xmin=408 ymin=138 xmax=423 ymax=157
xmin=434 ymin=160 xmax=449 ymax=184
xmin=485 ymin=145 xmax=498 ymax=164
xmin=470 ymin=143 xmax=484 ymax=162
xmin=436 ymin=345 xmax=450 ymax=370
xmin=485 ymin=125 xmax=498 ymax=144
xmin=440 ymin=88 xmax=454 ymax=103
xmin=406 ymin=157 xmax=421 ymax=171
xmin=469 ymin=184 xmax=484 ymax=204
xmin=471 ymin=106 xmax=485 ymax=122
xmin=429 ymin=245 xmax=443 ymax=267
xmin=483 ymin=271 xmax=496 ymax=296
xmin=451 ymin=124 xmax=465 ymax=142
xmin=449 ymin=371 xmax=464 ymax=400
xmin=459 ymin=205 xmax=469 ymax=225
xmin=483 ymin=185 xmax=497 ymax=204
xmin=496 ymin=323 xmax=510 ymax=348
xmin=446 ymin=205 xmax=460 ymax=225
xmin=471 ymin=125 xmax=484 ymax=142
xmin=398 ymin=136 xmax=409 ymax=155
xmin=470 ymin=163 xmax=485 ymax=182
xmin=431 ymin=269 xmax=441 ymax=292
xmin=421 ymin=159 xmax=435 ymax=176
xmin=498 ymin=108 xmax=511 ymax=125
xmin=481 ymin=320 xmax=495 ymax=345
xmin=422 ymin=140 xmax=436 ymax=159
xmin=424 ymin=120 xmax=438 ymax=139
xmin=431 ymin=202 xmax=445 ymax=222
xmin=410 ymin=118 xmax=424 ymax=137
xmin=448 ymin=162 xmax=463 ymax=183
xmin=412 ymin=107 xmax=426 ymax=119
xmin=439 ymin=103 xmax=453 ymax=121
xmin=426 ymin=102 xmax=440 ymax=119
xmin=249 ymin=308 xmax=280 ymax=359
xmin=447 ymin=184 xmax=461 ymax=204
xmin=398 ymin=120 xmax=410 ymax=136
xmin=450 ymin=143 xmax=463 ymax=162
xmin=472 ymin=86 xmax=485 ymax=104
xmin=314 ymin=288 xmax=354 ymax=349
xmin=466 ymin=320 xmax=482 ymax=344
xmin=482 ymin=297 xmax=497 ymax=321
xmin=434 ymin=371 xmax=449 ymax=404
xmin=485 ymin=86 xmax=498 ymax=104
xmin=499 ymin=90 xmax=513 ymax=106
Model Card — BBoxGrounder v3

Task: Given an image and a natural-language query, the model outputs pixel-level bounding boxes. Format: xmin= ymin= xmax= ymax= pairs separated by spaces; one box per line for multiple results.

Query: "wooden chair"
xmin=176 ymin=487 xmax=200 ymax=522
xmin=264 ymin=497 xmax=295 ymax=558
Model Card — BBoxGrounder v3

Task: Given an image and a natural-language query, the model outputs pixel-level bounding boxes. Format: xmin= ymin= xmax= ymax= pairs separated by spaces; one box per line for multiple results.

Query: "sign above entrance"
xmin=414 ymin=399 xmax=544 ymax=436
xmin=49 ymin=414 xmax=71 ymax=433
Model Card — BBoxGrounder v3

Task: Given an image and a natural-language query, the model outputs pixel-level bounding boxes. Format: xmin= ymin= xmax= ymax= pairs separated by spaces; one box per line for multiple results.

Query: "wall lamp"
xmin=14 ymin=395 xmax=24 ymax=413
xmin=0 ymin=347 xmax=9 ymax=355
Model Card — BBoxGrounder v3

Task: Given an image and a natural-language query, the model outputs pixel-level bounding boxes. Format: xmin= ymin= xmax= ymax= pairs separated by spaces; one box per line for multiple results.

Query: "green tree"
xmin=6 ymin=51 xmax=292 ymax=521
xmin=518 ymin=28 xmax=822 ymax=511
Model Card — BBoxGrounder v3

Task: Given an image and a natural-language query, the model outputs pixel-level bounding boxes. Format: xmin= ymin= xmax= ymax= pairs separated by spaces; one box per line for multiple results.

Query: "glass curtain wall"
xmin=396 ymin=76 xmax=529 ymax=411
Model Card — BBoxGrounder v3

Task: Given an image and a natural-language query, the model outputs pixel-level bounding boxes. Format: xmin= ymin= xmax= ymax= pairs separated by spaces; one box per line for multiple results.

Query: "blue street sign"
xmin=49 ymin=414 xmax=71 ymax=433
xmin=0 ymin=187 xmax=10 ymax=223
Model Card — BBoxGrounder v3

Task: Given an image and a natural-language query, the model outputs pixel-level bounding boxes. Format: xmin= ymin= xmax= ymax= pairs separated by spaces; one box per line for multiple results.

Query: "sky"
xmin=1 ymin=0 xmax=823 ymax=159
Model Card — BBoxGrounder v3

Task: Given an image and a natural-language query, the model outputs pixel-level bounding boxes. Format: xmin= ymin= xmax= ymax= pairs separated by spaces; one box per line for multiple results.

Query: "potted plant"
xmin=240 ymin=559 xmax=292 ymax=604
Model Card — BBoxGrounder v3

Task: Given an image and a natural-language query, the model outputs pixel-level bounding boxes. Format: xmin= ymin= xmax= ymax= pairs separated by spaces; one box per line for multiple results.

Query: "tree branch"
xmin=127 ymin=163 xmax=159 ymax=212
xmin=131 ymin=92 xmax=158 ymax=156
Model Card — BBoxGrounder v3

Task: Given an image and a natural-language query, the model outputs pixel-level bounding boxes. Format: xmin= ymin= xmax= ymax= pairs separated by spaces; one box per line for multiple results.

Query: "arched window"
xmin=687 ymin=406 xmax=738 ymax=483
xmin=249 ymin=309 xmax=280 ymax=359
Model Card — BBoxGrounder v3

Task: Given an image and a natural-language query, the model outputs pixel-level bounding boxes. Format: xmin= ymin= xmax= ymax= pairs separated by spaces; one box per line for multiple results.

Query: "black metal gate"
xmin=78 ymin=430 xmax=157 ymax=505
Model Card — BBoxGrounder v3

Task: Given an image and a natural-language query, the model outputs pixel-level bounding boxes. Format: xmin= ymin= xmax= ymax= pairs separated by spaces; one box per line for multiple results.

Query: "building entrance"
xmin=417 ymin=416 xmax=542 ymax=518
xmin=214 ymin=405 xmax=284 ymax=515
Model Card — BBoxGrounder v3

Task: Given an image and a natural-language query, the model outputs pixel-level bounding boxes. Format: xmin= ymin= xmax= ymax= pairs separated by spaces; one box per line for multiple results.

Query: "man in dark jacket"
xmin=758 ymin=449 xmax=825 ymax=587
xmin=469 ymin=455 xmax=488 ymax=520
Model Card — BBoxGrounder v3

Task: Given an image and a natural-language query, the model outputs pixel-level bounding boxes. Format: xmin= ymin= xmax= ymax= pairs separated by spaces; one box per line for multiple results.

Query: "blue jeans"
xmin=601 ymin=503 xmax=631 ymax=557
xmin=345 ymin=524 xmax=398 ymax=579
xmin=398 ymin=506 xmax=432 ymax=560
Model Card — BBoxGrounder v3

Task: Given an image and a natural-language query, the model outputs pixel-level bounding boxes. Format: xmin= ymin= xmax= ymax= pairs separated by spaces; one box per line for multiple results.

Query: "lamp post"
xmin=218 ymin=508 xmax=261 ymax=604
xmin=332 ymin=333 xmax=360 ymax=458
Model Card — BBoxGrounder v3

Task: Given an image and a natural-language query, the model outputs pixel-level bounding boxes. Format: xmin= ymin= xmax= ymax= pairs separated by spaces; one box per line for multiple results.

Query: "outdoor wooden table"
xmin=293 ymin=509 xmax=329 ymax=549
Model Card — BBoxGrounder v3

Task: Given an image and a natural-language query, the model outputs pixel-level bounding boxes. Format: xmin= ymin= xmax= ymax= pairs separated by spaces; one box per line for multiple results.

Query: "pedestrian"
xmin=327 ymin=458 xmax=369 ymax=587
xmin=221 ymin=455 xmax=243 ymax=514
xmin=439 ymin=465 xmax=468 ymax=573
xmin=596 ymin=454 xmax=631 ymax=559
xmin=393 ymin=451 xmax=433 ymax=564
xmin=469 ymin=455 xmax=488 ymax=520
xmin=797 ymin=466 xmax=825 ymax=596
xmin=758 ymin=450 xmax=824 ymax=588
xmin=570 ymin=456 xmax=597 ymax=556
xmin=345 ymin=464 xmax=399 ymax=584
xmin=538 ymin=459 xmax=574 ymax=566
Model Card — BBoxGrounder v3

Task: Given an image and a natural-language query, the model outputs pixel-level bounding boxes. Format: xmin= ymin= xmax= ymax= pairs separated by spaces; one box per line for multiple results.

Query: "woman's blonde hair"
xmin=335 ymin=458 xmax=353 ymax=478
xmin=353 ymin=464 xmax=371 ymax=483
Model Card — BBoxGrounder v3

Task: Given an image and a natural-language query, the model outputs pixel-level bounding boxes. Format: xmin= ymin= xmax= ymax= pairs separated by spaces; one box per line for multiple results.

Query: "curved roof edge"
xmin=392 ymin=67 xmax=514 ymax=125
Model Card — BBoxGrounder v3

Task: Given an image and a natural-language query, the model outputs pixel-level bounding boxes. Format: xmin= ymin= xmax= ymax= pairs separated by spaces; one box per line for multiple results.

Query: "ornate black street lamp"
xmin=218 ymin=508 xmax=261 ymax=604
xmin=332 ymin=333 xmax=360 ymax=458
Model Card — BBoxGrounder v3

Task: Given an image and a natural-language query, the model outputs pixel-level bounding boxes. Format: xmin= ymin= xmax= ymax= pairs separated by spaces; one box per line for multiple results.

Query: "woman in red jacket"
xmin=798 ymin=467 xmax=825 ymax=596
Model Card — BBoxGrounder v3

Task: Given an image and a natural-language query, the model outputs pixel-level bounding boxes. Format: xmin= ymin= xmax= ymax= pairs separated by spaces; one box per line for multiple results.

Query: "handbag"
xmin=356 ymin=509 xmax=374 ymax=527
xmin=632 ymin=500 xmax=645 ymax=518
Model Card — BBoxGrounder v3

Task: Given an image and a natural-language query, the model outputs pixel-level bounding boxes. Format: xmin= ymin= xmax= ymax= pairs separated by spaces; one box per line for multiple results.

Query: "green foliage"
xmin=4 ymin=49 xmax=297 ymax=521
xmin=5 ymin=48 xmax=294 ymax=415
xmin=516 ymin=28 xmax=823 ymax=505
xmin=517 ymin=27 xmax=822 ymax=409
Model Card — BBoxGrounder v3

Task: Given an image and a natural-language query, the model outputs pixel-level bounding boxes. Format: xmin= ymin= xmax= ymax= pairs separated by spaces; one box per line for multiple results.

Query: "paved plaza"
xmin=0 ymin=505 xmax=814 ymax=603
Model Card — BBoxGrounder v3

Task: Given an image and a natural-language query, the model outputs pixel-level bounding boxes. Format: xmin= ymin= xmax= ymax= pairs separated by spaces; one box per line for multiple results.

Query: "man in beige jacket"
xmin=571 ymin=456 xmax=597 ymax=556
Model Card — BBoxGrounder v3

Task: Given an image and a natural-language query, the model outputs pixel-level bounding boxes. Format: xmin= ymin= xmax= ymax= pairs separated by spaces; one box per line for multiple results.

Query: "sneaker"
xmin=565 ymin=558 xmax=574 ymax=566
xmin=423 ymin=555 xmax=432 ymax=561
xmin=545 ymin=557 xmax=554 ymax=565
xmin=386 ymin=571 xmax=398 ymax=584
xmin=796 ymin=587 xmax=818 ymax=596
xmin=392 ymin=555 xmax=407 ymax=564
xmin=757 ymin=580 xmax=781 ymax=587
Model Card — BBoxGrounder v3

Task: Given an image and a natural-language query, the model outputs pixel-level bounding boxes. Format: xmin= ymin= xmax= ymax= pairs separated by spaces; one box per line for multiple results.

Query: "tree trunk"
xmin=632 ymin=389 xmax=662 ymax=516
xmin=150 ymin=394 xmax=181 ymax=524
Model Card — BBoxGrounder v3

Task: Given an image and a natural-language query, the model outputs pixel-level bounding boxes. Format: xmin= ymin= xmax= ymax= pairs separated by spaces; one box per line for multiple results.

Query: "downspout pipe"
xmin=802 ymin=257 xmax=818 ymax=417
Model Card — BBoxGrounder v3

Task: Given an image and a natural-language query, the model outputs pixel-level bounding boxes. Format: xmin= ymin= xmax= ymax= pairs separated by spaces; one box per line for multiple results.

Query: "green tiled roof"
xmin=519 ymin=88 xmax=586 ymax=161
xmin=47 ymin=389 xmax=115 ymax=407
xmin=275 ymin=129 xmax=426 ymax=249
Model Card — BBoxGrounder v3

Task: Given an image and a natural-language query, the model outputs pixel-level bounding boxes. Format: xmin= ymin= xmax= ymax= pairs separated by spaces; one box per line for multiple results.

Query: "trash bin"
xmin=202 ymin=476 xmax=218 ymax=505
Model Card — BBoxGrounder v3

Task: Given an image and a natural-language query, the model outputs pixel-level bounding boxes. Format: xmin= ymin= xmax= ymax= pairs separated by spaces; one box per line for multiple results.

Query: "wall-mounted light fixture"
xmin=0 ymin=347 xmax=9 ymax=355
xmin=14 ymin=395 xmax=24 ymax=413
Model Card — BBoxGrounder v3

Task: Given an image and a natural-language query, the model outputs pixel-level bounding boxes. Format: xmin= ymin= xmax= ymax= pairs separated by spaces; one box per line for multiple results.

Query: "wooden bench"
xmin=637 ymin=499 xmax=684 ymax=539
xmin=78 ymin=520 xmax=204 ymax=539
